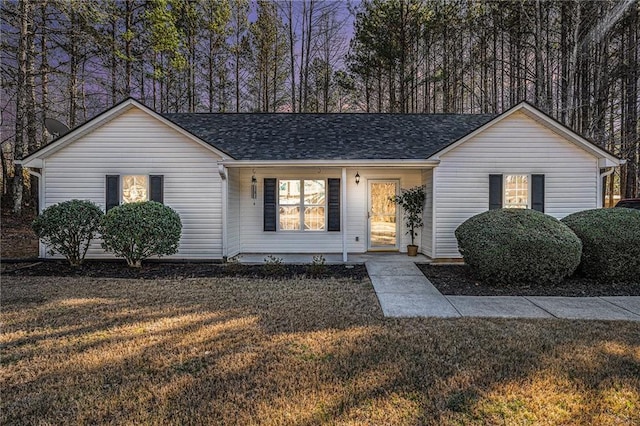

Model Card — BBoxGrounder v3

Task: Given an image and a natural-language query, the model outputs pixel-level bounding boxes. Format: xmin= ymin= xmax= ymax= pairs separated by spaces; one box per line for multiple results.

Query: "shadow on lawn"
xmin=1 ymin=276 xmax=639 ymax=425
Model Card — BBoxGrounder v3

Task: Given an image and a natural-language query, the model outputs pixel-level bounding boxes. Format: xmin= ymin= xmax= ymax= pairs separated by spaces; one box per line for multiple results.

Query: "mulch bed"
xmin=418 ymin=264 xmax=640 ymax=297
xmin=1 ymin=260 xmax=369 ymax=281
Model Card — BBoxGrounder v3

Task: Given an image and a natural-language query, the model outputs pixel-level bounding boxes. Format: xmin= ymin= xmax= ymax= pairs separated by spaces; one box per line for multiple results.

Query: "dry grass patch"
xmin=1 ymin=276 xmax=639 ymax=425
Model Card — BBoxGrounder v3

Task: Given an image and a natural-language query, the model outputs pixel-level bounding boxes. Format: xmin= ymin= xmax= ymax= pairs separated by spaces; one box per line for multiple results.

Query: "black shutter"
xmin=106 ymin=175 xmax=120 ymax=211
xmin=150 ymin=175 xmax=164 ymax=204
xmin=489 ymin=174 xmax=503 ymax=210
xmin=531 ymin=174 xmax=545 ymax=212
xmin=264 ymin=178 xmax=277 ymax=231
xmin=327 ymin=178 xmax=340 ymax=231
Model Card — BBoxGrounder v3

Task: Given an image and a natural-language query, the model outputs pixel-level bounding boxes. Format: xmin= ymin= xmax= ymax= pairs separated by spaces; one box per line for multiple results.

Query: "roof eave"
xmin=220 ymin=159 xmax=440 ymax=168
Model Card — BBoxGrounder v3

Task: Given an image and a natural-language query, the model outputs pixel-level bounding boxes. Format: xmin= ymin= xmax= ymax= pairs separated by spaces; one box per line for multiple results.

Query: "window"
xmin=106 ymin=175 xmax=164 ymax=211
xmin=278 ymin=179 xmax=326 ymax=231
xmin=489 ymin=174 xmax=544 ymax=212
xmin=122 ymin=175 xmax=148 ymax=203
xmin=504 ymin=175 xmax=528 ymax=208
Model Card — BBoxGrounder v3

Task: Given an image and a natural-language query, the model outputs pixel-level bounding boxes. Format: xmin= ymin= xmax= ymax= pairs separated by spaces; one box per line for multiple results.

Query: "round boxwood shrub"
xmin=561 ymin=208 xmax=640 ymax=281
xmin=32 ymin=199 xmax=103 ymax=266
xmin=455 ymin=209 xmax=582 ymax=285
xmin=101 ymin=201 xmax=182 ymax=268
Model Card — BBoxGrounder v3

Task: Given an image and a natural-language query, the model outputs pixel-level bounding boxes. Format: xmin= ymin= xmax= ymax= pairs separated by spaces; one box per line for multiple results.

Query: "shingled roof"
xmin=162 ymin=113 xmax=496 ymax=160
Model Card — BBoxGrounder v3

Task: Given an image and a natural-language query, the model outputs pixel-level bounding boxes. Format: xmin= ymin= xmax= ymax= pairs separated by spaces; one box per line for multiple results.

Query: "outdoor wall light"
xmin=251 ymin=173 xmax=257 ymax=200
xmin=355 ymin=172 xmax=360 ymax=185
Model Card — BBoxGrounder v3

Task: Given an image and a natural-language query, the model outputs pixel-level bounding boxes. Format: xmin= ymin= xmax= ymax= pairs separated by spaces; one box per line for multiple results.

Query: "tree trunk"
xmin=624 ymin=3 xmax=639 ymax=197
xmin=287 ymin=0 xmax=296 ymax=112
xmin=12 ymin=0 xmax=35 ymax=214
xmin=124 ymin=0 xmax=132 ymax=96
xmin=40 ymin=0 xmax=49 ymax=146
xmin=302 ymin=0 xmax=315 ymax=112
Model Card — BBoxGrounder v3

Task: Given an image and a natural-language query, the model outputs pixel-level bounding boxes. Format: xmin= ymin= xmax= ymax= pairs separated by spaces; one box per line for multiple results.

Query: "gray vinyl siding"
xmin=43 ymin=107 xmax=223 ymax=259
xmin=434 ymin=111 xmax=599 ymax=258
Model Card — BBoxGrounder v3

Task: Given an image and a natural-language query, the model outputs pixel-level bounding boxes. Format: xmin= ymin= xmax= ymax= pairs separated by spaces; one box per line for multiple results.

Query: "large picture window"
xmin=278 ymin=179 xmax=326 ymax=231
xmin=504 ymin=175 xmax=528 ymax=208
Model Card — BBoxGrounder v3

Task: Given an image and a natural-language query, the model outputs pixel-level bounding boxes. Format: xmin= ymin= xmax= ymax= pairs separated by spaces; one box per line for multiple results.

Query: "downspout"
xmin=431 ymin=167 xmax=437 ymax=260
xmin=27 ymin=166 xmax=45 ymax=257
xmin=218 ymin=164 xmax=228 ymax=261
xmin=598 ymin=166 xmax=616 ymax=207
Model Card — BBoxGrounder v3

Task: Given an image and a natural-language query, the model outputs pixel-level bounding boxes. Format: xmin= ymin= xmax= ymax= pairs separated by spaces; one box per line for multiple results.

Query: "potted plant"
xmin=390 ymin=185 xmax=426 ymax=256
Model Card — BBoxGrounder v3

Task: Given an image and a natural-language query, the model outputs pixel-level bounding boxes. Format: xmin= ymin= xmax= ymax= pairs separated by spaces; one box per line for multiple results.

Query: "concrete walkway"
xmin=366 ymin=261 xmax=640 ymax=321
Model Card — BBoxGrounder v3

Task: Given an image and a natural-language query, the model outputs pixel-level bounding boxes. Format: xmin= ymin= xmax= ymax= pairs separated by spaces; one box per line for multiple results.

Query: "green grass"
xmin=1 ymin=276 xmax=639 ymax=425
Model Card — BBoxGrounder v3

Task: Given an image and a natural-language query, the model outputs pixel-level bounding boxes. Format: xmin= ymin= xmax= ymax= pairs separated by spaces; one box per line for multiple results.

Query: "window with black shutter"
xmin=106 ymin=174 xmax=165 ymax=210
xmin=264 ymin=178 xmax=277 ymax=231
xmin=491 ymin=174 xmax=544 ymax=211
xmin=265 ymin=178 xmax=336 ymax=232
xmin=489 ymin=174 xmax=503 ymax=210
xmin=105 ymin=175 xmax=120 ymax=211
xmin=150 ymin=175 xmax=164 ymax=204
xmin=327 ymin=178 xmax=340 ymax=231
xmin=531 ymin=174 xmax=545 ymax=212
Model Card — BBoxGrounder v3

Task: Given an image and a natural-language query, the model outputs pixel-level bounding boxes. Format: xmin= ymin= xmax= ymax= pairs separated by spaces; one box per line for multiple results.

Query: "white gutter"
xmin=598 ymin=166 xmax=616 ymax=207
xmin=220 ymin=159 xmax=440 ymax=168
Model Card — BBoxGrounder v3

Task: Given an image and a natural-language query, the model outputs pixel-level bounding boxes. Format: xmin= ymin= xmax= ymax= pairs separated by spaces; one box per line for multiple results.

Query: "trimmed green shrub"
xmin=32 ymin=199 xmax=103 ymax=266
xmin=455 ymin=209 xmax=582 ymax=285
xmin=101 ymin=201 xmax=182 ymax=268
xmin=561 ymin=208 xmax=640 ymax=281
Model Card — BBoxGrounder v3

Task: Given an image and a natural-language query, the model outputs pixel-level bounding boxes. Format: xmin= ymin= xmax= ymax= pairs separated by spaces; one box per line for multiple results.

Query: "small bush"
xmin=225 ymin=255 xmax=244 ymax=275
xmin=307 ymin=254 xmax=327 ymax=277
xmin=455 ymin=209 xmax=581 ymax=285
xmin=263 ymin=255 xmax=285 ymax=276
xmin=32 ymin=200 xmax=103 ymax=266
xmin=101 ymin=201 xmax=182 ymax=268
xmin=561 ymin=208 xmax=640 ymax=281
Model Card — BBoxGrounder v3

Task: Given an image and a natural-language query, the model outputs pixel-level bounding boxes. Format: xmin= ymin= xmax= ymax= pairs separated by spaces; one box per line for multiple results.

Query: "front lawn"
xmin=2 ymin=276 xmax=639 ymax=425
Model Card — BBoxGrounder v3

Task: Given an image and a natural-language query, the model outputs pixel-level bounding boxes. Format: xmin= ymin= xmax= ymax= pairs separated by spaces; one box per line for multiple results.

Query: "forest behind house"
xmin=1 ymin=0 xmax=638 ymax=214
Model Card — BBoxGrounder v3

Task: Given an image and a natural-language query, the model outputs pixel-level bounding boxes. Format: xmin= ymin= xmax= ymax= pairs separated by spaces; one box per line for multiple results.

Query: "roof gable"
xmin=428 ymin=102 xmax=621 ymax=166
xmin=19 ymin=98 xmax=231 ymax=167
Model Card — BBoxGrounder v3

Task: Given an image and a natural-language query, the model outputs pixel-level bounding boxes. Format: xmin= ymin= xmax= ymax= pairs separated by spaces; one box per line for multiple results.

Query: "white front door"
xmin=368 ymin=180 xmax=399 ymax=250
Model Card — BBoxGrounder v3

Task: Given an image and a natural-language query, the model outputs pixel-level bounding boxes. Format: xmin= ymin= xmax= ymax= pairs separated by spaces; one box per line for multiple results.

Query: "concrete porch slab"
xmin=526 ymin=297 xmax=640 ymax=321
xmin=237 ymin=253 xmax=346 ymax=264
xmin=351 ymin=252 xmax=431 ymax=263
xmin=447 ymin=296 xmax=552 ymax=319
xmin=236 ymin=252 xmax=431 ymax=264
